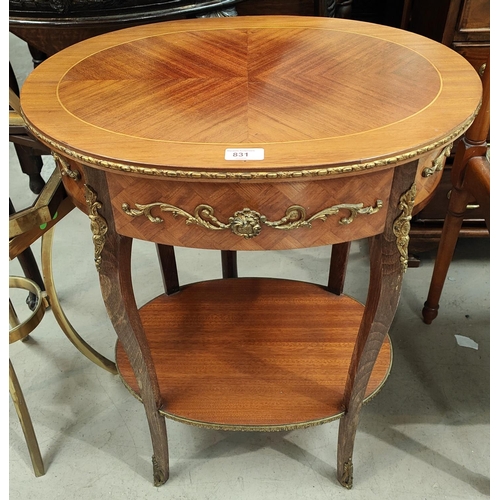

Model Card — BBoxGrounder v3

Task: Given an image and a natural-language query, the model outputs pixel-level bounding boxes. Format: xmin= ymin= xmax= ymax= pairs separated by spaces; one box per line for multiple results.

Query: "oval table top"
xmin=20 ymin=15 xmax=482 ymax=179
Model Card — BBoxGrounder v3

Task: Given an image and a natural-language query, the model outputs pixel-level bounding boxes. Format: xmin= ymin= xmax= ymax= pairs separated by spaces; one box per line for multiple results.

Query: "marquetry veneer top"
xmin=21 ymin=16 xmax=482 ymax=176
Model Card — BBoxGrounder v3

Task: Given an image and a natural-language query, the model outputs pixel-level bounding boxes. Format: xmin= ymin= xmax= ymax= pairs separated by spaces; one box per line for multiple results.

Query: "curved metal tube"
xmin=40 ymin=225 xmax=117 ymax=374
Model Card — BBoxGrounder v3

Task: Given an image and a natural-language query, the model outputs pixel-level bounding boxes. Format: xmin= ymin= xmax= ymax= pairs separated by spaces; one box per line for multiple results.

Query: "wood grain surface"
xmin=21 ymin=16 xmax=481 ymax=175
xmin=17 ymin=14 xmax=484 ymax=488
xmin=116 ymin=278 xmax=392 ymax=429
xmin=106 ymin=168 xmax=391 ymax=250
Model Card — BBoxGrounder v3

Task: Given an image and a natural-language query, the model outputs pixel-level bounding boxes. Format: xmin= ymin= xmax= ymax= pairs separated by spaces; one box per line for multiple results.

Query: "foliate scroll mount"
xmin=122 ymin=200 xmax=383 ymax=239
xmin=393 ymin=183 xmax=417 ymax=273
xmin=52 ymin=152 xmax=80 ymax=180
xmin=84 ymin=184 xmax=108 ymax=272
xmin=422 ymin=144 xmax=452 ymax=177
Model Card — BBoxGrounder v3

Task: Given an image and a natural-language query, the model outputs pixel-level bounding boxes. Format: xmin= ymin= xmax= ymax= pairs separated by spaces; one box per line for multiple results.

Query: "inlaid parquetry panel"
xmin=106 ymin=168 xmax=392 ymax=250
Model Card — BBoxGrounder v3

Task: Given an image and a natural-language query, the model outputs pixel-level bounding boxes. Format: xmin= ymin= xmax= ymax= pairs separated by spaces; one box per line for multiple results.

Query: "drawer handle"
xmin=122 ymin=199 xmax=383 ymax=239
xmin=422 ymin=144 xmax=452 ymax=177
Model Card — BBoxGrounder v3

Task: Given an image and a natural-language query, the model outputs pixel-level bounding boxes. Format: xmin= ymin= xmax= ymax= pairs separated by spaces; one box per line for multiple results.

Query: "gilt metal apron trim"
xmin=393 ymin=183 xmax=417 ymax=273
xmin=422 ymin=144 xmax=452 ymax=177
xmin=122 ymin=200 xmax=383 ymax=239
xmin=84 ymin=184 xmax=108 ymax=271
xmin=52 ymin=152 xmax=80 ymax=180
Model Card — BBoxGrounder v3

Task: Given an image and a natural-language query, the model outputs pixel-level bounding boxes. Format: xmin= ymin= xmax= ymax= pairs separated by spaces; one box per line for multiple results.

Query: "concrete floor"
xmin=9 ymin=33 xmax=490 ymax=499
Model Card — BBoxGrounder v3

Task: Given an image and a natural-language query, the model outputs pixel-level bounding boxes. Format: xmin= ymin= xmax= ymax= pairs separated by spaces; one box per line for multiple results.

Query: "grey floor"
xmin=9 ymin=33 xmax=490 ymax=499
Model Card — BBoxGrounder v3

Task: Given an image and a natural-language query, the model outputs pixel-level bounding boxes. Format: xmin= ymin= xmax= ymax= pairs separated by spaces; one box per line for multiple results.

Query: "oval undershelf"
xmin=116 ymin=278 xmax=392 ymax=431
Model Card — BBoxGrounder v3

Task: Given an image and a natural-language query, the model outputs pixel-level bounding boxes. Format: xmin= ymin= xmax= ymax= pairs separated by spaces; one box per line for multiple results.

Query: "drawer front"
xmin=105 ymin=170 xmax=394 ymax=251
xmin=413 ymin=146 xmax=451 ymax=214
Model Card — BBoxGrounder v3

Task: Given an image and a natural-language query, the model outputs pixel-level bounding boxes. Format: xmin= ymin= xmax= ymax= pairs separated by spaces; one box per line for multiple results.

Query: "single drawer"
xmin=105 ymin=169 xmax=394 ymax=251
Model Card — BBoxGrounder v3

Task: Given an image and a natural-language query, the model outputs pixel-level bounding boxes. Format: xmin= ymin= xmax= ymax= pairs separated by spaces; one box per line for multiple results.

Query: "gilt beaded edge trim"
xmin=24 ymin=113 xmax=476 ymax=180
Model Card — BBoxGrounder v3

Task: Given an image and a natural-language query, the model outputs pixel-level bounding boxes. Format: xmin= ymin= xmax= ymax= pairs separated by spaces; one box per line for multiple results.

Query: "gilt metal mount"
xmin=53 ymin=152 xmax=80 ymax=180
xmin=422 ymin=145 xmax=452 ymax=177
xmin=393 ymin=183 xmax=417 ymax=272
xmin=340 ymin=458 xmax=353 ymax=489
xmin=84 ymin=184 xmax=108 ymax=271
xmin=122 ymin=200 xmax=383 ymax=239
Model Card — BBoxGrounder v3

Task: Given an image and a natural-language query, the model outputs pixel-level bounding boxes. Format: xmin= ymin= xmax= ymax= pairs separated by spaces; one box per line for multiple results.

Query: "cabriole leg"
xmin=337 ymin=161 xmax=418 ymax=488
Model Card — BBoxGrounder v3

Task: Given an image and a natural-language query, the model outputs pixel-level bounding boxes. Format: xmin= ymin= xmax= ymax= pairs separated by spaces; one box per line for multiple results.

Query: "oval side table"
xmin=20 ymin=15 xmax=482 ymax=488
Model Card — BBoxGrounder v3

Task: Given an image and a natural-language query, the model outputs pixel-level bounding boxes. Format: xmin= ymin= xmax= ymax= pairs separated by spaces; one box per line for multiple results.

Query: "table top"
xmin=21 ymin=15 xmax=482 ymax=178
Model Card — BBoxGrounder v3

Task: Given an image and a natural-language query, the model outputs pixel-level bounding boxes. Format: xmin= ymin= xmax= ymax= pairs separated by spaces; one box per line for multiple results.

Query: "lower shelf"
xmin=116 ymin=278 xmax=392 ymax=431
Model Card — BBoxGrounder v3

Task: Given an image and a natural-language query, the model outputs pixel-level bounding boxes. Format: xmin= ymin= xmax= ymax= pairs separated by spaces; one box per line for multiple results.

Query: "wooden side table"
xmin=20 ymin=16 xmax=481 ymax=488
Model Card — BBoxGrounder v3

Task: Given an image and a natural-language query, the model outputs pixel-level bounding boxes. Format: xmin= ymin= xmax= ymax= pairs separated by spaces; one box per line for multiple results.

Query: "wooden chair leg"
xmin=422 ymin=60 xmax=489 ymax=324
xmin=27 ymin=44 xmax=48 ymax=68
xmin=10 ymin=62 xmax=46 ymax=195
xmin=9 ymin=360 xmax=45 ymax=477
xmin=9 ymin=62 xmax=20 ymax=95
xmin=422 ymin=186 xmax=470 ymax=324
xmin=13 ymin=143 xmax=46 ymax=195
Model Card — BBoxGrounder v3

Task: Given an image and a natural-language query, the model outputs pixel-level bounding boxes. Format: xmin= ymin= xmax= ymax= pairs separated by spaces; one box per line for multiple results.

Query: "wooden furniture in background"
xmin=405 ymin=0 xmax=490 ymax=257
xmin=20 ymin=16 xmax=481 ymax=488
xmin=318 ymin=0 xmax=407 ymax=26
xmin=10 ymin=63 xmax=50 ymax=195
xmin=304 ymin=0 xmax=490 ymax=263
xmin=9 ymin=80 xmax=51 ymax=309
xmin=238 ymin=0 xmax=403 ymax=24
xmin=9 ymin=0 xmax=245 ymax=57
xmin=422 ymin=60 xmax=489 ymax=324
xmin=237 ymin=0 xmax=315 ymax=16
xmin=9 ymin=0 xmax=245 ymax=193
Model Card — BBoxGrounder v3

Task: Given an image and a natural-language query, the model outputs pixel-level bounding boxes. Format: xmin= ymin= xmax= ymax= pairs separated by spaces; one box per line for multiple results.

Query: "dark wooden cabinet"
xmin=405 ymin=0 xmax=489 ymax=45
xmin=9 ymin=0 xmax=246 ymax=57
xmin=405 ymin=0 xmax=490 ymax=260
xmin=236 ymin=0 xmax=315 ymax=16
